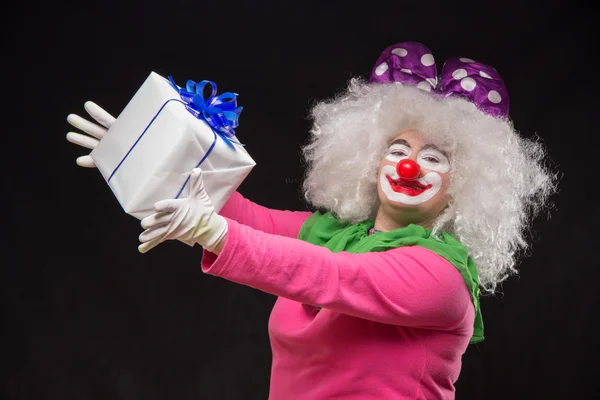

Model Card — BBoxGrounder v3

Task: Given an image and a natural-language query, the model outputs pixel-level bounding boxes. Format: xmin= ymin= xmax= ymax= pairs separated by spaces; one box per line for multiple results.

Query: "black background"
xmin=3 ymin=0 xmax=598 ymax=399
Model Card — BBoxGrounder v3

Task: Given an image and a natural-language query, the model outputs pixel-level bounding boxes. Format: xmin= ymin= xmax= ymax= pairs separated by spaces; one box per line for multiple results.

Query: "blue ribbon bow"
xmin=168 ymin=76 xmax=243 ymax=149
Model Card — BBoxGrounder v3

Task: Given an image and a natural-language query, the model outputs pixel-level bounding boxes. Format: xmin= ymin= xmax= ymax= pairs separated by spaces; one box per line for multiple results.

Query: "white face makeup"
xmin=380 ymin=140 xmax=450 ymax=206
xmin=376 ymin=130 xmax=452 ymax=228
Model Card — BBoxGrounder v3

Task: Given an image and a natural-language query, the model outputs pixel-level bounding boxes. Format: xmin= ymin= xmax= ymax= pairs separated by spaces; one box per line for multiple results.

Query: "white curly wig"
xmin=301 ymin=78 xmax=557 ymax=294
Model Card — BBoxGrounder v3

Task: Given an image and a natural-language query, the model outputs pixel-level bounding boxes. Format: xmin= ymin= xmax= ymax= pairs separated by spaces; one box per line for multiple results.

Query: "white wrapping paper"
xmin=91 ymin=71 xmax=255 ymax=220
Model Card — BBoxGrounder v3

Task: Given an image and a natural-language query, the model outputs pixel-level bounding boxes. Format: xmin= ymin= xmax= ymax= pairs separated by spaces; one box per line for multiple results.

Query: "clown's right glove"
xmin=66 ymin=101 xmax=115 ymax=167
xmin=138 ymin=168 xmax=228 ymax=254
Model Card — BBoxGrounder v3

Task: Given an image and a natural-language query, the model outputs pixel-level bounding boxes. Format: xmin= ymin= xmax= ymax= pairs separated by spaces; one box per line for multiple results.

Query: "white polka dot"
xmin=488 ymin=90 xmax=502 ymax=103
xmin=401 ymin=68 xmax=412 ymax=74
xmin=452 ymin=68 xmax=467 ymax=80
xmin=426 ymin=77 xmax=437 ymax=87
xmin=460 ymin=77 xmax=477 ymax=91
xmin=480 ymin=70 xmax=492 ymax=79
xmin=375 ymin=62 xmax=389 ymax=76
xmin=421 ymin=53 xmax=435 ymax=66
xmin=460 ymin=57 xmax=475 ymax=63
xmin=392 ymin=48 xmax=408 ymax=57
xmin=416 ymin=81 xmax=432 ymax=92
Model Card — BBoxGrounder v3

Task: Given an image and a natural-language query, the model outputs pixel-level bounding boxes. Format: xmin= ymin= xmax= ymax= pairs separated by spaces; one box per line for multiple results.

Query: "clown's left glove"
xmin=138 ymin=168 xmax=228 ymax=254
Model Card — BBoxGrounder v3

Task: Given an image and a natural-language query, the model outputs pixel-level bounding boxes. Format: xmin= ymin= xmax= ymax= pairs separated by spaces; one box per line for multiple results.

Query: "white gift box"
xmin=91 ymin=71 xmax=255 ymax=220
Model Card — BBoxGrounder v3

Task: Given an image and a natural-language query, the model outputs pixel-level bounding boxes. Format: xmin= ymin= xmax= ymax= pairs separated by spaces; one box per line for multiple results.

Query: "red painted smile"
xmin=386 ymin=175 xmax=432 ymax=196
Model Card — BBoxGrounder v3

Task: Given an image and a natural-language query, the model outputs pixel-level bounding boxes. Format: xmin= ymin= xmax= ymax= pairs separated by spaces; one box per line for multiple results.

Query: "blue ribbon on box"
xmin=107 ymin=76 xmax=244 ymax=199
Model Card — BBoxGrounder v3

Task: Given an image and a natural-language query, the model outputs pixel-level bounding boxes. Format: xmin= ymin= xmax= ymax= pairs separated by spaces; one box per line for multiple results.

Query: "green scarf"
xmin=297 ymin=211 xmax=484 ymax=344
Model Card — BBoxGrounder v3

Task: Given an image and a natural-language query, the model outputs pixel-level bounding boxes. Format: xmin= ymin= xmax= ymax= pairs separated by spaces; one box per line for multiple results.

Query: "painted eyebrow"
xmin=389 ymin=139 xmax=410 ymax=147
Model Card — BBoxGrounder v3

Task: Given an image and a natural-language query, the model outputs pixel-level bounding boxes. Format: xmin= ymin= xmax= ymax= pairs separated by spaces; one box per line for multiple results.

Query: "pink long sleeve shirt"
xmin=201 ymin=192 xmax=475 ymax=399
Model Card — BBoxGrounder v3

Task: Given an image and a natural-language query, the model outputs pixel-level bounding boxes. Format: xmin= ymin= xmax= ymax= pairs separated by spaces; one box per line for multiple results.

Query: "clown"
xmin=66 ymin=42 xmax=556 ymax=399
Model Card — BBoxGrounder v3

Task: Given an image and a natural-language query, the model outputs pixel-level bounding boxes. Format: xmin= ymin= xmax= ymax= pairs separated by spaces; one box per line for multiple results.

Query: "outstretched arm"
xmin=202 ymin=218 xmax=472 ymax=330
xmin=138 ymin=168 xmax=312 ymax=253
xmin=137 ymin=171 xmax=472 ymax=330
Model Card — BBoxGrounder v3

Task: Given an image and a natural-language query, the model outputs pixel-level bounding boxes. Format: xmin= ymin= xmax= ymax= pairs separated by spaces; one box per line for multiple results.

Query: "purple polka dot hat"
xmin=368 ymin=41 xmax=509 ymax=118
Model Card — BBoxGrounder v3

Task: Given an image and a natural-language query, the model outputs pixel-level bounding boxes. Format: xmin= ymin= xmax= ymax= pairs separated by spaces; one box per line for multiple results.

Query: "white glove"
xmin=66 ymin=101 xmax=115 ymax=167
xmin=138 ymin=168 xmax=228 ymax=254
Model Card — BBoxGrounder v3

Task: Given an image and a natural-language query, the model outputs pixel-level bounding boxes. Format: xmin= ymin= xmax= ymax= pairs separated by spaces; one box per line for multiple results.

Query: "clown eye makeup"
xmin=418 ymin=150 xmax=450 ymax=173
xmin=385 ymin=144 xmax=411 ymax=163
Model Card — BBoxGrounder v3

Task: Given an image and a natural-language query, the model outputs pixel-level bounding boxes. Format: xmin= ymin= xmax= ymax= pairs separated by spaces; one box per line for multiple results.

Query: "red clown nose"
xmin=396 ymin=159 xmax=420 ymax=180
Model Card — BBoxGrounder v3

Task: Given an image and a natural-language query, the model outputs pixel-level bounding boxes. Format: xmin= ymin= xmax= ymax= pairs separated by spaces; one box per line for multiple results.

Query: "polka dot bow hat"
xmin=369 ymin=41 xmax=509 ymax=118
